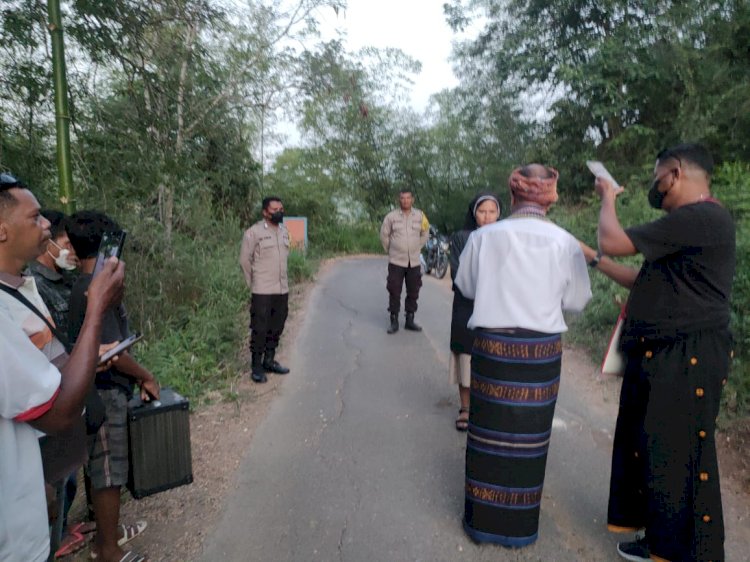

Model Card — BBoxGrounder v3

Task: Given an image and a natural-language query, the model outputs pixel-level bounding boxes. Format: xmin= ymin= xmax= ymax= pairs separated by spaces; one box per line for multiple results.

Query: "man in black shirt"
xmin=582 ymin=143 xmax=735 ymax=562
xmin=68 ymin=211 xmax=158 ymax=562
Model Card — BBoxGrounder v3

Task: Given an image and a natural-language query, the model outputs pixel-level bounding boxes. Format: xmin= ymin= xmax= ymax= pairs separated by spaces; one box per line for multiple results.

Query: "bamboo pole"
xmin=47 ymin=0 xmax=75 ymax=213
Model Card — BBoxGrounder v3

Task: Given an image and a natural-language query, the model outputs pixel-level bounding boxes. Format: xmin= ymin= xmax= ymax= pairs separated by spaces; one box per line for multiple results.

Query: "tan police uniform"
xmin=239 ymin=220 xmax=290 ymax=357
xmin=380 ymin=208 xmax=429 ymax=318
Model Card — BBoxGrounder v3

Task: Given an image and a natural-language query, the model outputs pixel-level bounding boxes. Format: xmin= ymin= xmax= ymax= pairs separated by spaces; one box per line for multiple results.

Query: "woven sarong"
xmin=464 ymin=329 xmax=562 ymax=547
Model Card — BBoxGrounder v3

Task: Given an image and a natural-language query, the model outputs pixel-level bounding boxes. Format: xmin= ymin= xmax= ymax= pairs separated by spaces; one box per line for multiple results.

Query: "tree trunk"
xmin=47 ymin=0 xmax=76 ymax=213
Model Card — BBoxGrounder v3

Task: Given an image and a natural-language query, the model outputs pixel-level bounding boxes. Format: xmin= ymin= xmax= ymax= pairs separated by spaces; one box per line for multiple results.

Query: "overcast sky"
xmin=317 ymin=1 xmax=460 ymax=110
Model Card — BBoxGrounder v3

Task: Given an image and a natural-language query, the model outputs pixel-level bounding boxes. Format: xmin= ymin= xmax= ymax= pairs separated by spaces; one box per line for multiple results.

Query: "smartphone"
xmin=92 ymin=230 xmax=127 ymax=277
xmin=99 ymin=333 xmax=142 ymax=364
xmin=586 ymin=161 xmax=620 ymax=189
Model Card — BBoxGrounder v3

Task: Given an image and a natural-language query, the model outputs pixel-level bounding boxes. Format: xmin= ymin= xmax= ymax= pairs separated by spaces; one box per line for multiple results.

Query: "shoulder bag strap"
xmin=0 ymin=283 xmax=71 ymax=350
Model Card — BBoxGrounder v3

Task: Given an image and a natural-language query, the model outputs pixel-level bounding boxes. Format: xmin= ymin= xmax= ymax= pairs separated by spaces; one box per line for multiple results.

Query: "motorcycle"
xmin=421 ymin=225 xmax=449 ymax=279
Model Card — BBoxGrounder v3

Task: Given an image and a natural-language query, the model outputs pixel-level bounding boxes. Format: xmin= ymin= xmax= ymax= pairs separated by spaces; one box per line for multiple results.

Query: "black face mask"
xmin=270 ymin=211 xmax=284 ymax=224
xmin=648 ymin=180 xmax=665 ymax=209
xmin=649 ymin=165 xmax=679 ymax=210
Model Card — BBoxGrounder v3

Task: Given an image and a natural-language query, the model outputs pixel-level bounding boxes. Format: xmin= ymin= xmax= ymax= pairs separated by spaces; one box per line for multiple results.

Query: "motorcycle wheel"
xmin=420 ymin=254 xmax=430 ymax=274
xmin=434 ymin=252 xmax=448 ymax=279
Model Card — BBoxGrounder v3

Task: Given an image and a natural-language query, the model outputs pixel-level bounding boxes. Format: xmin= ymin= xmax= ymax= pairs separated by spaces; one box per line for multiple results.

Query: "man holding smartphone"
xmin=239 ymin=196 xmax=292 ymax=383
xmin=68 ymin=210 xmax=157 ymax=562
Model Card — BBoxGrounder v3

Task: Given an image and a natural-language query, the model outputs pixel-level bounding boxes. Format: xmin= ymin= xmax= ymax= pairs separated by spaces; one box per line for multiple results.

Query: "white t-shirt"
xmin=455 ymin=217 xmax=592 ymax=333
xmin=0 ymin=274 xmax=67 ymax=363
xmin=0 ymin=317 xmax=61 ymax=562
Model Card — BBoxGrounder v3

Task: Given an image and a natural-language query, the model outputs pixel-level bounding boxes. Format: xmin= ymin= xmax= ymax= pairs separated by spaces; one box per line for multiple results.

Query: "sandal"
xmin=55 ymin=531 xmax=87 ymax=558
xmin=117 ymin=521 xmax=147 ymax=547
xmin=455 ymin=407 xmax=469 ymax=432
xmin=90 ymin=521 xmax=147 ymax=559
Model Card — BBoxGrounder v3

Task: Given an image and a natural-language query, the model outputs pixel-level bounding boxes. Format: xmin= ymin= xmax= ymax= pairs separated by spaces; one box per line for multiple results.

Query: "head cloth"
xmin=508 ymin=165 xmax=559 ymax=208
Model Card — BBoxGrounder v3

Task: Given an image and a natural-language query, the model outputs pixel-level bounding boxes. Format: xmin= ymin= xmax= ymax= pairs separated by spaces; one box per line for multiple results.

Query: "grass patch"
xmin=309 ymin=222 xmax=382 ymax=255
xmin=288 ymin=248 xmax=315 ymax=284
xmin=121 ymin=211 xmax=248 ymax=399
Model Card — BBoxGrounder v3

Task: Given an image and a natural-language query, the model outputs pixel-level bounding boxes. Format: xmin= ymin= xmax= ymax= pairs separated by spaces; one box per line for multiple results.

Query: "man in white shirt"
xmin=0 ymin=172 xmax=125 ymax=562
xmin=456 ymin=174 xmax=592 ymax=332
xmin=454 ymin=164 xmax=591 ymax=548
xmin=0 ymin=322 xmax=64 ymax=562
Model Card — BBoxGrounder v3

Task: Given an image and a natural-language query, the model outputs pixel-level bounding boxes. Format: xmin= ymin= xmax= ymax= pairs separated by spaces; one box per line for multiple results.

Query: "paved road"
xmin=201 ymin=257 xmax=749 ymax=561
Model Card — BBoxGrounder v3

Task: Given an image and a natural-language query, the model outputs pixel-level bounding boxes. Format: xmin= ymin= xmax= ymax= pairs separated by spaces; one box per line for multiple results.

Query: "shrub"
xmin=309 ymin=222 xmax=382 ymax=256
xmin=713 ymin=162 xmax=750 ymax=415
xmin=121 ymin=208 xmax=248 ymax=398
xmin=288 ymin=248 xmax=314 ymax=284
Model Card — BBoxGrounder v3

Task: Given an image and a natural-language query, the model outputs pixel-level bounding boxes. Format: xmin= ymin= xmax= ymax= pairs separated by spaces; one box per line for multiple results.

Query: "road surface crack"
xmin=326 ymin=288 xmax=363 ymax=423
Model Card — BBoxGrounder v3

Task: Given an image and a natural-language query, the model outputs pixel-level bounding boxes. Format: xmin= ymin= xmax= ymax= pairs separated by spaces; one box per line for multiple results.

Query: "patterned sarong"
xmin=464 ymin=329 xmax=562 ymax=547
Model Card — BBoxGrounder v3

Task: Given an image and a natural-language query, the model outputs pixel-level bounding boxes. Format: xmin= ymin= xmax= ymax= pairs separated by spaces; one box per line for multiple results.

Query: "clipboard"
xmin=601 ymin=307 xmax=626 ymax=375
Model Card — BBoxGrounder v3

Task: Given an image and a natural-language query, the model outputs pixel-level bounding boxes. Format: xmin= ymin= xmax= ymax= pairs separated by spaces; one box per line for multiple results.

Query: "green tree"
xmin=445 ymin=0 xmax=750 ymax=194
xmin=0 ymin=0 xmax=55 ymax=190
xmin=298 ymin=40 xmax=421 ymax=217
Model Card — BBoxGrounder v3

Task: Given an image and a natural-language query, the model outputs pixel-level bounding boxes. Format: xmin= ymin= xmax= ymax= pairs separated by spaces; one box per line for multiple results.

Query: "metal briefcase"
xmin=127 ymin=387 xmax=193 ymax=499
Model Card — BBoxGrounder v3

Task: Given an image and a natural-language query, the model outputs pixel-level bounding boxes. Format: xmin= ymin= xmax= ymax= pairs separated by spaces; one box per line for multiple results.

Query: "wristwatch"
xmin=588 ymin=249 xmax=603 ymax=268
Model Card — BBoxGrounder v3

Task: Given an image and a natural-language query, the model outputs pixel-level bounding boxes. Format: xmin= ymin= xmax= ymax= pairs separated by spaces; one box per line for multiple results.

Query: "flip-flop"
xmin=55 ymin=531 xmax=87 ymax=558
xmin=68 ymin=521 xmax=97 ymax=535
xmin=117 ymin=521 xmax=148 ymax=547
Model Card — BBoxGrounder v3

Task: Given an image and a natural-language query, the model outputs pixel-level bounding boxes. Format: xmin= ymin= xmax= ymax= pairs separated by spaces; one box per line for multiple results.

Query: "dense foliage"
xmin=1 ymin=0 xmax=748 ymax=413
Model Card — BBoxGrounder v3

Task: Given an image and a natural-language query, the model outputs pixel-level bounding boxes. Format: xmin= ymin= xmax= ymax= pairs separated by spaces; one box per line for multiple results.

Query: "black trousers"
xmin=386 ymin=263 xmax=422 ymax=314
xmin=608 ymin=328 xmax=731 ymax=561
xmin=250 ymin=293 xmax=289 ymax=355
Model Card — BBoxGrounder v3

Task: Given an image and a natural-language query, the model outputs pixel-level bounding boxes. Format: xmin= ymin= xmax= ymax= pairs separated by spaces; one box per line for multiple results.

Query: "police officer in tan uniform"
xmin=380 ymin=188 xmax=430 ymax=334
xmin=240 ymin=196 xmax=291 ymax=383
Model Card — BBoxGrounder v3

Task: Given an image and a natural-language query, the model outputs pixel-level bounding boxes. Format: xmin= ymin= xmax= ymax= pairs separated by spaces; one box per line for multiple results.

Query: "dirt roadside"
xmin=67 ymin=258 xmax=749 ymax=561
xmin=67 ymin=267 xmax=319 ymax=562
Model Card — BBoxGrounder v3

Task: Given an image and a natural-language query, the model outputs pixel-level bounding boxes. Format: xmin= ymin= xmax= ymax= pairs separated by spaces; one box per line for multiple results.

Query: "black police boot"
xmin=405 ymin=312 xmax=422 ymax=331
xmin=263 ymin=350 xmax=290 ymax=374
xmin=251 ymin=352 xmax=267 ymax=383
xmin=387 ymin=313 xmax=399 ymax=334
